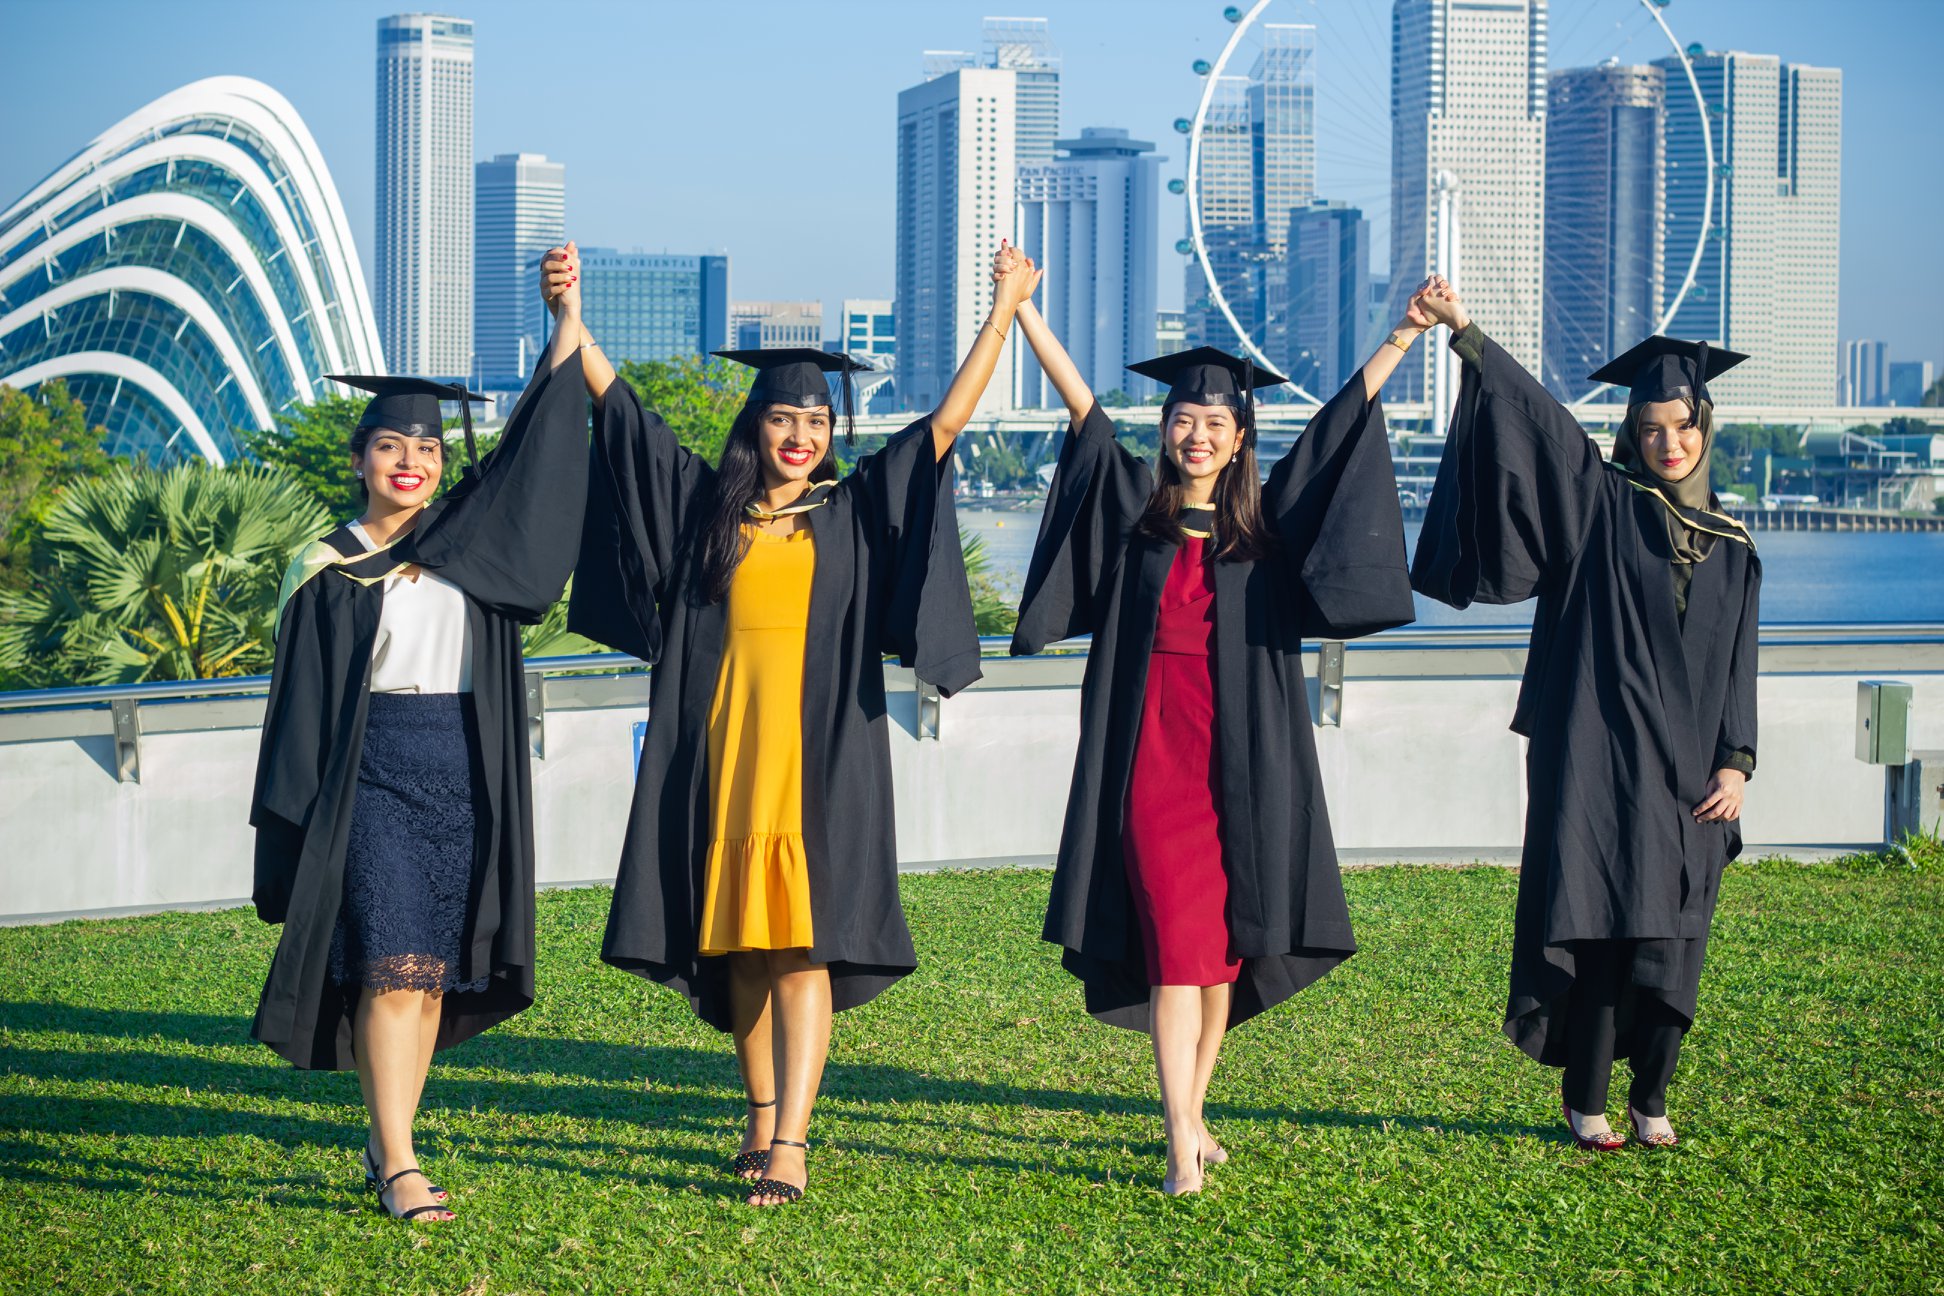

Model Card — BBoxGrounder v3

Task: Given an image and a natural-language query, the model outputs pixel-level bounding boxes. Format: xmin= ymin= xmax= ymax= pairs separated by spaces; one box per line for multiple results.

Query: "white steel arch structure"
xmin=0 ymin=77 xmax=383 ymax=464
xmin=1182 ymin=0 xmax=1714 ymax=407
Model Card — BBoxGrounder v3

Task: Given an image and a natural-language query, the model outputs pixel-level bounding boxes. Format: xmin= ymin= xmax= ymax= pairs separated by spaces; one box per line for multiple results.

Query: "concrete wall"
xmin=2 ymin=635 xmax=1939 ymax=923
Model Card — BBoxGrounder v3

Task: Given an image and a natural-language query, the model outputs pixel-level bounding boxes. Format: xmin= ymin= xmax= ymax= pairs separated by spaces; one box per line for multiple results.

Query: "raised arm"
xmin=1416 ymin=275 xmax=1583 ymax=435
xmin=994 ymin=245 xmax=1093 ymax=424
xmin=927 ymin=242 xmax=1041 ymax=459
xmin=541 ymin=241 xmax=618 ymax=402
xmin=1355 ymin=278 xmax=1437 ymax=400
xmin=1408 ymin=278 xmax=1607 ymax=607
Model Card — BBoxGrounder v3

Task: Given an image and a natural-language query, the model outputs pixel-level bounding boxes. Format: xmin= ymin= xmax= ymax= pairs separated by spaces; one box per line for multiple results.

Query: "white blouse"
xmin=350 ymin=522 xmax=474 ymax=695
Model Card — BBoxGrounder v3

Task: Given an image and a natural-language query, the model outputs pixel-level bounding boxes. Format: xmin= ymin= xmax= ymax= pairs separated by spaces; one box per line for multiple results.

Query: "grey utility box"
xmin=1856 ymin=680 xmax=1914 ymax=766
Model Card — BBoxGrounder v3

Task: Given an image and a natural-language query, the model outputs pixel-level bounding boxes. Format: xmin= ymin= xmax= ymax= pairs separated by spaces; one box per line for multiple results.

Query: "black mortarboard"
xmin=326 ymin=374 xmax=491 ymax=464
xmin=1125 ymin=346 xmax=1288 ymax=411
xmin=1585 ymin=336 xmax=1748 ymax=406
xmin=711 ymin=349 xmax=873 ymax=409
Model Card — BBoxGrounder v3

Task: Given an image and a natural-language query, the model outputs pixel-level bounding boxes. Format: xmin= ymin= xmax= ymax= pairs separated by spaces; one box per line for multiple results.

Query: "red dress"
xmin=1121 ymin=536 xmax=1241 ymax=987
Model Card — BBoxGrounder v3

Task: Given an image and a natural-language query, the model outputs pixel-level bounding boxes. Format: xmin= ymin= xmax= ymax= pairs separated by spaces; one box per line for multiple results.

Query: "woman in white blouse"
xmin=249 ymin=253 xmax=591 ymax=1223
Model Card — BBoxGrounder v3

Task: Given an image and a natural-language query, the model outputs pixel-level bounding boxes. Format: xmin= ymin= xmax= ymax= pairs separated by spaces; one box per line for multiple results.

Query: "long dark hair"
xmin=694 ymin=393 xmax=857 ymax=604
xmin=1136 ymin=401 xmax=1273 ymax=562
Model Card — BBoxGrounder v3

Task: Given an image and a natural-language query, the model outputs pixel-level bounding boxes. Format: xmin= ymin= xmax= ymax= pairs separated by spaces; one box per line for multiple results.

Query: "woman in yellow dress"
xmin=557 ymin=245 xmax=1044 ymax=1206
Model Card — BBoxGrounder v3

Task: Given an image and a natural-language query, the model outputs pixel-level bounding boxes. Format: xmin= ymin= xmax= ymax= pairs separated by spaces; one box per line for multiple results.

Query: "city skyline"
xmin=1 ymin=0 xmax=1938 ymax=377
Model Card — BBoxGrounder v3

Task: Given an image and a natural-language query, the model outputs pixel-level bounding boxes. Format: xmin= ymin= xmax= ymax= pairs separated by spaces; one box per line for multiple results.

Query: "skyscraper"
xmin=1184 ymin=76 xmax=1255 ymax=352
xmin=1388 ymin=0 xmax=1547 ymax=405
xmin=1842 ymin=340 xmax=1891 ymax=406
xmin=1250 ymin=24 xmax=1316 ymax=259
xmin=1660 ymin=50 xmax=1841 ymax=405
xmin=474 ymin=152 xmax=564 ymax=390
xmin=1184 ymin=27 xmax=1314 ymax=358
xmin=1017 ymin=128 xmax=1161 ymax=406
xmin=896 ymin=66 xmax=1018 ymax=414
xmin=1544 ymin=63 xmax=1663 ymax=402
xmin=375 ymin=13 xmax=474 ymax=380
xmin=1284 ymin=200 xmax=1370 ymax=397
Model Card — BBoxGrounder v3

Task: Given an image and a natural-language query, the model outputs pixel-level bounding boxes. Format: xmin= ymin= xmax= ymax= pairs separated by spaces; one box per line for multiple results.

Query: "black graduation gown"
xmin=1410 ymin=329 xmax=1761 ymax=1065
xmin=248 ymin=353 xmax=589 ymax=1070
xmin=567 ymin=379 xmax=981 ymax=1032
xmin=1010 ymin=379 xmax=1416 ymax=1031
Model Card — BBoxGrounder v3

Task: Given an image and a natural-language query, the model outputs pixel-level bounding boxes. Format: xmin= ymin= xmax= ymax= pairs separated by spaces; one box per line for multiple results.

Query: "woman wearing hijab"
xmin=560 ymin=246 xmax=1041 ymax=1206
xmin=1003 ymin=243 xmax=1425 ymax=1194
xmin=1410 ymin=277 xmax=1759 ymax=1151
xmin=249 ymin=260 xmax=590 ymax=1222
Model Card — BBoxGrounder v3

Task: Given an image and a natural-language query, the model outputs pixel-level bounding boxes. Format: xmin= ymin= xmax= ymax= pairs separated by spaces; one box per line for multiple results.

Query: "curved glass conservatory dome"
xmin=0 ymin=77 xmax=383 ymax=464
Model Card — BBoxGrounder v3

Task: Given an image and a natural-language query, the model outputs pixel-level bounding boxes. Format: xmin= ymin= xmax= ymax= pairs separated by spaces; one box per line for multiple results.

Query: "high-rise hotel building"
xmin=375 ymin=13 xmax=474 ymax=380
xmin=1388 ymin=0 xmax=1547 ymax=404
xmin=895 ymin=66 xmax=1019 ymax=415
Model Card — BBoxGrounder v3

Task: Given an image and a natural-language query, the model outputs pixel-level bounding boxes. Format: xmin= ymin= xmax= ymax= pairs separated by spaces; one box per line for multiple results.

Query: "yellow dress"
xmin=696 ymin=526 xmax=817 ymax=954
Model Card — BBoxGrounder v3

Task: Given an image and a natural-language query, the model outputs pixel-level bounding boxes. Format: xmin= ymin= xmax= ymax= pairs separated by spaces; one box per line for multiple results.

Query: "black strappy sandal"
xmin=747 ymin=1137 xmax=807 ymax=1206
xmin=375 ymin=1167 xmax=455 ymax=1223
xmin=363 ymin=1144 xmax=447 ymax=1202
xmin=730 ymin=1098 xmax=777 ymax=1179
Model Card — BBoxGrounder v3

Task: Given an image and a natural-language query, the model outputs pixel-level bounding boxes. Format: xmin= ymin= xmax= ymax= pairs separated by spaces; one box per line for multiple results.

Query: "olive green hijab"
xmin=1587 ymin=336 xmax=1755 ymax=611
xmin=1609 ymin=405 xmax=1748 ymax=568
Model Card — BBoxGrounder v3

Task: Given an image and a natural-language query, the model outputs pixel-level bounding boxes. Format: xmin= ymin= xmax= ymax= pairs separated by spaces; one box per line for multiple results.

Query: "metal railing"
xmin=4 ymin=625 xmax=1941 ymax=782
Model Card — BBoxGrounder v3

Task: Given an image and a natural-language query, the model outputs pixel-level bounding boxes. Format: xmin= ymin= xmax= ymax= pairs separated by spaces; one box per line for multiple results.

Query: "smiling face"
xmin=1163 ymin=402 xmax=1242 ymax=487
xmin=353 ymin=429 xmax=444 ymax=510
xmin=1633 ymin=398 xmax=1706 ymax=484
xmin=757 ymin=403 xmax=833 ymax=489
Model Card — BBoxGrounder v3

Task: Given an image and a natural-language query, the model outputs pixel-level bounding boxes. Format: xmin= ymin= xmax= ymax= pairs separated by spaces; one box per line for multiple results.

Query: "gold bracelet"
xmin=1386 ymin=331 xmax=1414 ymax=353
xmin=985 ymin=319 xmax=1007 ymax=342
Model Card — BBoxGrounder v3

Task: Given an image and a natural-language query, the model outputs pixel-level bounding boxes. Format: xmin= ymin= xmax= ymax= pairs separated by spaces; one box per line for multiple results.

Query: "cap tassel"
xmin=453 ymin=382 xmax=480 ymax=467
xmin=1242 ymin=355 xmax=1256 ymax=446
xmin=841 ymin=364 xmax=856 ymax=447
xmin=1694 ymin=338 xmax=1711 ymax=406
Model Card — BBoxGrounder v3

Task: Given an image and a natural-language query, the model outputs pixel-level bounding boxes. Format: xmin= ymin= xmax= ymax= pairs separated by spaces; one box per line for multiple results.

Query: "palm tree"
xmin=0 ymin=464 xmax=329 ymax=687
xmin=960 ymin=528 xmax=1017 ymax=638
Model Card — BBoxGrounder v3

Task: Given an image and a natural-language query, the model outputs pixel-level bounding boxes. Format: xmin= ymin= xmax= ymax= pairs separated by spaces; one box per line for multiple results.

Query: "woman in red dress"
xmin=1005 ymin=244 xmax=1433 ymax=1193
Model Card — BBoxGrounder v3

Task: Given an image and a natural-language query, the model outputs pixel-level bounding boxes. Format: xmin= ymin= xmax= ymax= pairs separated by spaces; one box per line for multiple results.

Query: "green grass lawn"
xmin=0 ymin=860 xmax=1939 ymax=1295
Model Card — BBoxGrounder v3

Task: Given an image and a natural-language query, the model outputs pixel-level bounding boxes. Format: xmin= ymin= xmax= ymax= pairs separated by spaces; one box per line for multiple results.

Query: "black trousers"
xmin=1560 ymin=941 xmax=1686 ymax=1117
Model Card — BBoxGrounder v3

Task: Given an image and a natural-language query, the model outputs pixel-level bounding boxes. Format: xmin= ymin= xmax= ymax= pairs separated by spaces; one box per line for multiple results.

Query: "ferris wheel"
xmin=1173 ymin=0 xmax=1717 ymax=408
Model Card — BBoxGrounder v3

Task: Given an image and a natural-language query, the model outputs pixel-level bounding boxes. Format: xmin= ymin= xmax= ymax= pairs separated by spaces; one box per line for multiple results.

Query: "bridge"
xmin=850 ymin=402 xmax=1944 ymax=516
xmin=2 ymin=625 xmax=1938 ymax=924
xmin=853 ymin=403 xmax=1944 ymax=440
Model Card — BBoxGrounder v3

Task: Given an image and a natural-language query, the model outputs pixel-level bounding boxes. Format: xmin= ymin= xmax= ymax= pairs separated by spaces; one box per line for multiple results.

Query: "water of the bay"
xmin=959 ymin=508 xmax=1944 ymax=628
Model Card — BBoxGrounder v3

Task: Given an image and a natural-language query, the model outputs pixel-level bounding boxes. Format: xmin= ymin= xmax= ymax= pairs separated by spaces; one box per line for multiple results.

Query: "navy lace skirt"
xmin=329 ymin=692 xmax=488 ymax=996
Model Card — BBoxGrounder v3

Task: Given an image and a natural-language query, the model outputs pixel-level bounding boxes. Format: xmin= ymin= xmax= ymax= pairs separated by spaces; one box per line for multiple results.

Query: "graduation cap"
xmin=1586 ymin=336 xmax=1749 ymax=407
xmin=712 ymin=348 xmax=872 ymax=409
xmin=326 ymin=374 xmax=492 ymax=465
xmin=1125 ymin=346 xmax=1287 ymax=412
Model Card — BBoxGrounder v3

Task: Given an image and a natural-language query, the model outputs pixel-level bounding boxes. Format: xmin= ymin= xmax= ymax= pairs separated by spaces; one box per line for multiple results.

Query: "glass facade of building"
xmin=0 ymin=77 xmax=383 ymax=463
xmin=560 ymin=250 xmax=730 ymax=365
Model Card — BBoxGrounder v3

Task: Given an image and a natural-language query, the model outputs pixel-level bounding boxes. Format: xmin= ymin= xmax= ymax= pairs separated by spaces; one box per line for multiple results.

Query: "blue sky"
xmin=3 ymin=0 xmax=1937 ymax=368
